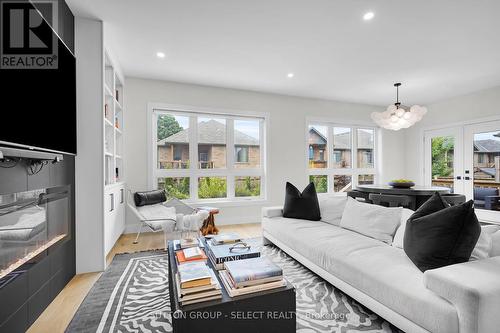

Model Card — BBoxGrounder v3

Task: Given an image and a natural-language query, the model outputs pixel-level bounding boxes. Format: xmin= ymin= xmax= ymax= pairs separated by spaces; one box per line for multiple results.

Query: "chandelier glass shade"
xmin=371 ymin=83 xmax=427 ymax=131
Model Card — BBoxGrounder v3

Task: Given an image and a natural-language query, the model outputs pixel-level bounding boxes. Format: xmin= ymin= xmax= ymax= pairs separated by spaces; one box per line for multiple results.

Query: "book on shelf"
xmin=175 ymin=248 xmax=208 ymax=265
xmin=219 ymin=270 xmax=286 ymax=297
xmin=205 ymin=239 xmax=260 ymax=270
xmin=224 ymin=257 xmax=283 ymax=288
xmin=177 ymin=262 xmax=212 ymax=289
xmin=211 ymin=233 xmax=242 ymax=245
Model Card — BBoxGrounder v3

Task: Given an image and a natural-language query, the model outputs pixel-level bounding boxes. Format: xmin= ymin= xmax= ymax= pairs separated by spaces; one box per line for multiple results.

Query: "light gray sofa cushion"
xmin=392 ymin=208 xmax=415 ymax=249
xmin=263 ymin=216 xmax=459 ymax=333
xmin=489 ymin=229 xmax=500 ymax=257
xmin=318 ymin=195 xmax=347 ymax=226
xmin=340 ymin=197 xmax=402 ymax=244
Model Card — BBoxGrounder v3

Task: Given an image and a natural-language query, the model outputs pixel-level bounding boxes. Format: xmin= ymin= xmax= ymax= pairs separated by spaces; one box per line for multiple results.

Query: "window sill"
xmin=185 ymin=198 xmax=269 ymax=208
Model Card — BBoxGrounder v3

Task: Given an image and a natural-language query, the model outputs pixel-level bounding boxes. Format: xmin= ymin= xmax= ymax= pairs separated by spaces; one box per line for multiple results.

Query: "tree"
xmin=157 ymin=115 xmax=183 ymax=141
xmin=431 ymin=137 xmax=454 ymax=178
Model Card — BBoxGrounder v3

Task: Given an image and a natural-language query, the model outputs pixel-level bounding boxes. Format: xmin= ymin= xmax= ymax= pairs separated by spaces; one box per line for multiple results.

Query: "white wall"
xmin=124 ymin=78 xmax=405 ymax=231
xmin=405 ymin=86 xmax=500 ymax=183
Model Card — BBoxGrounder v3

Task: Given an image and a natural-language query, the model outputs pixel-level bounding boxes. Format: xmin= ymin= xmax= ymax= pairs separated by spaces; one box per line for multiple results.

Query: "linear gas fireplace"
xmin=0 ymin=186 xmax=71 ymax=283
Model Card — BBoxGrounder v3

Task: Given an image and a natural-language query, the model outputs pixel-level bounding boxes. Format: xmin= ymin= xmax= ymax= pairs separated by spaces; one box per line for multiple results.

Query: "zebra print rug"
xmin=67 ymin=244 xmax=402 ymax=333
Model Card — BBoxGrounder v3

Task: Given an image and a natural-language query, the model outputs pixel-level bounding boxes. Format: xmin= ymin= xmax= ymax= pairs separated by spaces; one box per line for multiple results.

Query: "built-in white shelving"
xmin=76 ymin=18 xmax=126 ymax=274
xmin=104 ymin=52 xmax=125 ymax=186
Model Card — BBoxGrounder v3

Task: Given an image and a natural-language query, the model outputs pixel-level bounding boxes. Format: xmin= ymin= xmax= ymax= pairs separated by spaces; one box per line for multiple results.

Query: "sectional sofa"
xmin=262 ymin=196 xmax=500 ymax=333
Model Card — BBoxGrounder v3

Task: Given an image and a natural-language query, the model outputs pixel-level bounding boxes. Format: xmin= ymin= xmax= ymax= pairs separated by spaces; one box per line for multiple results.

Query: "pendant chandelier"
xmin=371 ymin=83 xmax=427 ymax=131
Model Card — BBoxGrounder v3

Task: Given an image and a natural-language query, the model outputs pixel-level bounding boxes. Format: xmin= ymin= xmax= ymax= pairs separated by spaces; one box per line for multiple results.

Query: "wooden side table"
xmin=198 ymin=206 xmax=219 ymax=235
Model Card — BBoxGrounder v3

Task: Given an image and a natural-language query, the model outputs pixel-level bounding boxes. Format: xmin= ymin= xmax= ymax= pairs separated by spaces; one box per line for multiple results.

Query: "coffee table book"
xmin=219 ymin=270 xmax=287 ymax=297
xmin=177 ymin=262 xmax=212 ymax=288
xmin=205 ymin=238 xmax=260 ymax=270
xmin=168 ymin=238 xmax=296 ymax=333
xmin=224 ymin=257 xmax=283 ymax=288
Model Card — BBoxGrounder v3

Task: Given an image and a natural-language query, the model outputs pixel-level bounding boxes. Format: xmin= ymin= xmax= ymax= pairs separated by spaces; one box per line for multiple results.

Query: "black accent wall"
xmin=0 ymin=1 xmax=75 ymax=332
xmin=0 ymin=156 xmax=76 ymax=333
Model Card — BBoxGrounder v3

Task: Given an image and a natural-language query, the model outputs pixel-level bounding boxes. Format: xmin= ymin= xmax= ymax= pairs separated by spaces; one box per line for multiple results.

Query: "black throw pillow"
xmin=283 ymin=182 xmax=321 ymax=221
xmin=403 ymin=192 xmax=480 ymax=272
xmin=134 ymin=189 xmax=167 ymax=207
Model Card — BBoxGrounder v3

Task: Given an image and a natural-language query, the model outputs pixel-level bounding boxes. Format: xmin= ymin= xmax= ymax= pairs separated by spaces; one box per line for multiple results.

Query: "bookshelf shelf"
xmin=102 ymin=50 xmax=125 ymax=188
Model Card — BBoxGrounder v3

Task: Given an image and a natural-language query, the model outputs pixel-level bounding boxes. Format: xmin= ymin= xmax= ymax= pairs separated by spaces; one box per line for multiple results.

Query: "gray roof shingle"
xmin=308 ymin=128 xmax=374 ymax=149
xmin=474 ymin=139 xmax=500 ymax=153
xmin=158 ymin=119 xmax=259 ymax=145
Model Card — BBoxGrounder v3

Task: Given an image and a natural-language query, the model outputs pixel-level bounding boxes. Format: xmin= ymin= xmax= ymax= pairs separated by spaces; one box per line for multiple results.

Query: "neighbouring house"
xmin=157 ymin=119 xmax=260 ymax=169
xmin=474 ymin=139 xmax=500 ymax=180
xmin=308 ymin=127 xmax=374 ymax=168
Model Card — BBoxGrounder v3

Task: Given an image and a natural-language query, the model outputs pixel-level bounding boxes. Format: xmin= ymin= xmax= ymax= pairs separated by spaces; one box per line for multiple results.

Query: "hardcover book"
xmin=224 ymin=257 xmax=282 ymax=287
xmin=176 ymin=248 xmax=208 ymax=265
xmin=205 ymin=239 xmax=260 ymax=270
xmin=177 ymin=262 xmax=212 ymax=289
xmin=219 ymin=270 xmax=286 ymax=297
xmin=176 ymin=269 xmax=220 ymax=296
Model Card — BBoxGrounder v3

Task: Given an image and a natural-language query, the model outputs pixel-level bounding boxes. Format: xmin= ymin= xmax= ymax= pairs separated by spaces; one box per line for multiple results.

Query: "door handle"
xmin=456 ymin=176 xmax=462 ymax=180
xmin=110 ymin=193 xmax=114 ymax=212
xmin=464 ymin=176 xmax=470 ymax=181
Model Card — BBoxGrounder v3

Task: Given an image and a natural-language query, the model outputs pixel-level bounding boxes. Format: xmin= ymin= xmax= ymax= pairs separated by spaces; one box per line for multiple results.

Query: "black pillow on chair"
xmin=134 ymin=190 xmax=167 ymax=207
xmin=283 ymin=182 xmax=321 ymax=221
xmin=403 ymin=192 xmax=480 ymax=272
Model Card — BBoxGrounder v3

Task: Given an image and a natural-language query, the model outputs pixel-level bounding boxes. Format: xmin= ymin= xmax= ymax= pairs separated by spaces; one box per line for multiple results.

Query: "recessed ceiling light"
xmin=287 ymin=73 xmax=294 ymax=78
xmin=363 ymin=12 xmax=375 ymax=21
xmin=156 ymin=52 xmax=166 ymax=58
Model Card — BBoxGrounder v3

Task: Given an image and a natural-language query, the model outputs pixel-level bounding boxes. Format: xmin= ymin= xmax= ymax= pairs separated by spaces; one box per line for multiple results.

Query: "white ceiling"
xmin=66 ymin=0 xmax=500 ymax=106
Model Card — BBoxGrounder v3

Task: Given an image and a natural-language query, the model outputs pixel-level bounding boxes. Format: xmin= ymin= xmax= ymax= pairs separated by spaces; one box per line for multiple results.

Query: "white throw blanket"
xmin=137 ymin=204 xmax=177 ymax=231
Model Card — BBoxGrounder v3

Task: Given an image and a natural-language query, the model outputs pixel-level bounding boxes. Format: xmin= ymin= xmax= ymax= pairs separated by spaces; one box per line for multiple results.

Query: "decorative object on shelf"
xmin=388 ymin=179 xmax=416 ymax=188
xmin=371 ymin=83 xmax=427 ymax=130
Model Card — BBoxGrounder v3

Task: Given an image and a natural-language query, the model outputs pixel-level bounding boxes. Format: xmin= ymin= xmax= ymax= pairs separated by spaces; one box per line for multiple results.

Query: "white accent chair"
xmin=127 ymin=189 xmax=207 ymax=248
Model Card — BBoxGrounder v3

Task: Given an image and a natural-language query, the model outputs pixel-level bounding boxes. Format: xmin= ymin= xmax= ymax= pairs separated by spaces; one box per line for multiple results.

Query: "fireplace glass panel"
xmin=0 ymin=186 xmax=70 ymax=281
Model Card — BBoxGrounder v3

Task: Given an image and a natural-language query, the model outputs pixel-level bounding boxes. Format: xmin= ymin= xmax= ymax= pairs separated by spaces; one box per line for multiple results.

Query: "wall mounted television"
xmin=0 ymin=3 xmax=76 ymax=155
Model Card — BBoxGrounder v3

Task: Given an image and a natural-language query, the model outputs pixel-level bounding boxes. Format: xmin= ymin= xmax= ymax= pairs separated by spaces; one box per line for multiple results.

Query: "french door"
xmin=424 ymin=127 xmax=463 ymax=194
xmin=425 ymin=121 xmax=500 ymax=223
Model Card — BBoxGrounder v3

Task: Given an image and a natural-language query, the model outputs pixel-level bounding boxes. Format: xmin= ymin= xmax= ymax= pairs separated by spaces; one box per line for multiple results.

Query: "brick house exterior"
xmin=308 ymin=127 xmax=374 ymax=168
xmin=157 ymin=119 xmax=260 ymax=169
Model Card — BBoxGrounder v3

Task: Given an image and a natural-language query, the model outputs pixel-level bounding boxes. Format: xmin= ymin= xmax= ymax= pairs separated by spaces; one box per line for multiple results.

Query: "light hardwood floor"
xmin=27 ymin=223 xmax=262 ymax=333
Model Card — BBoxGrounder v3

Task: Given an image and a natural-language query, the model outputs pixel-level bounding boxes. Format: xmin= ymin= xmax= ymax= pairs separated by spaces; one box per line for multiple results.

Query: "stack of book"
xmin=175 ymin=246 xmax=208 ymax=265
xmin=176 ymin=261 xmax=222 ymax=305
xmin=173 ymin=238 xmax=204 ymax=250
xmin=219 ymin=257 xmax=286 ymax=297
xmin=205 ymin=237 xmax=260 ymax=270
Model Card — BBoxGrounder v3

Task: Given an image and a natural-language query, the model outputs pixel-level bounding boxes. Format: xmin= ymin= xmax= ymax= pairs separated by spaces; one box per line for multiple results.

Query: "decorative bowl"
xmin=388 ymin=180 xmax=415 ymax=188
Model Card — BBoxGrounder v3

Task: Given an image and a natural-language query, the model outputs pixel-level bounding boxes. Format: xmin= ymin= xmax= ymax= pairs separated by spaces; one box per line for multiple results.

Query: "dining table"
xmin=354 ymin=184 xmax=451 ymax=209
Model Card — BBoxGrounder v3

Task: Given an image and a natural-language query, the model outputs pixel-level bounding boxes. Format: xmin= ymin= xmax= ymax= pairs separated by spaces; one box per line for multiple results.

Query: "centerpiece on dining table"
xmin=388 ymin=179 xmax=415 ymax=188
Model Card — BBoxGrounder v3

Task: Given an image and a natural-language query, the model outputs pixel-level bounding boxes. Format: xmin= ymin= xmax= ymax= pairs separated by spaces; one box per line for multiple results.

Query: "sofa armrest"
xmin=262 ymin=206 xmax=283 ymax=218
xmin=423 ymin=256 xmax=500 ymax=333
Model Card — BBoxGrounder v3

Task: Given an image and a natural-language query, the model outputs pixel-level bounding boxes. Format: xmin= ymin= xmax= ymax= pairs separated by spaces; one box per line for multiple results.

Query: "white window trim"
xmin=305 ymin=119 xmax=378 ymax=194
xmin=147 ymin=103 xmax=269 ymax=205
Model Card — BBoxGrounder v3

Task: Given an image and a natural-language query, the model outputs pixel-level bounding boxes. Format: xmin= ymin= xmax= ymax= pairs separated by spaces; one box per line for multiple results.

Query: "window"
xmin=152 ymin=107 xmax=266 ymax=202
xmin=308 ymin=125 xmax=328 ymax=168
xmin=307 ymin=122 xmax=376 ymax=194
xmin=235 ymin=146 xmax=249 ymax=163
